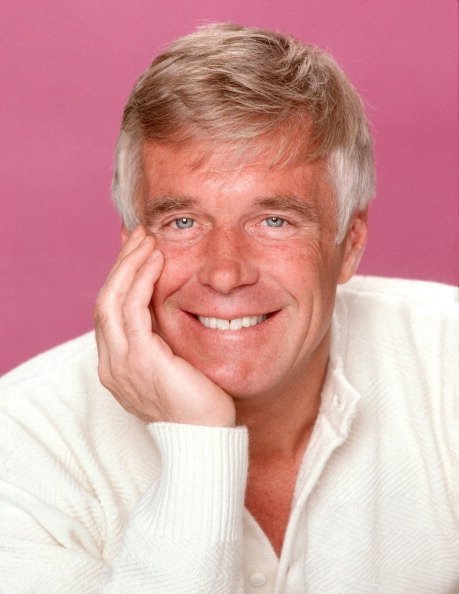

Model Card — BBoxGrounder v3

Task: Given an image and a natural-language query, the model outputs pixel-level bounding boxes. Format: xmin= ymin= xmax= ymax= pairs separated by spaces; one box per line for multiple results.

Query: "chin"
xmin=202 ymin=369 xmax=259 ymax=397
xmin=186 ymin=353 xmax=284 ymax=398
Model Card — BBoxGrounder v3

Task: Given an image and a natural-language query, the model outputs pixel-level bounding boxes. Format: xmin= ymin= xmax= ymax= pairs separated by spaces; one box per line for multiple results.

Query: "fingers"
xmin=109 ymin=225 xmax=150 ymax=279
xmin=121 ymin=249 xmax=165 ymax=345
xmin=95 ymin=227 xmax=164 ymax=375
xmin=98 ymin=235 xmax=156 ymax=329
xmin=94 ymin=228 xmax=169 ymax=421
xmin=106 ymin=235 xmax=157 ymax=302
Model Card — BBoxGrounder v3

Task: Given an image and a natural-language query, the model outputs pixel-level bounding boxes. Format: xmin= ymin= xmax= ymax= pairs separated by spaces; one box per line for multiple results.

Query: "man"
xmin=1 ymin=23 xmax=457 ymax=593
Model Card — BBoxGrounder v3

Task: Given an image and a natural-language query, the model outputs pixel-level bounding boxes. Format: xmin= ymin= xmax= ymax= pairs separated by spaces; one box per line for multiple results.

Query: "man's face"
xmin=134 ymin=141 xmax=363 ymax=399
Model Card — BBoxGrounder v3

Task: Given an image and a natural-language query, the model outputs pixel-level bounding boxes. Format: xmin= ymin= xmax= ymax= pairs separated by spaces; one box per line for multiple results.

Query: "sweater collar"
xmin=319 ymin=290 xmax=362 ymax=439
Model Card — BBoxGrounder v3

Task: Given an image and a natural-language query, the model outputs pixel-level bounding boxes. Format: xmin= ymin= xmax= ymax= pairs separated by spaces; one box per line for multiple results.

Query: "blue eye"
xmin=174 ymin=217 xmax=195 ymax=229
xmin=265 ymin=216 xmax=285 ymax=227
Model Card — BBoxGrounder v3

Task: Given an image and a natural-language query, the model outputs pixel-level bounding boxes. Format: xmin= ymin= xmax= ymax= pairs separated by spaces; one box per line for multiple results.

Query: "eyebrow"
xmin=144 ymin=196 xmax=197 ymax=221
xmin=143 ymin=194 xmax=319 ymax=222
xmin=253 ymin=196 xmax=319 ymax=221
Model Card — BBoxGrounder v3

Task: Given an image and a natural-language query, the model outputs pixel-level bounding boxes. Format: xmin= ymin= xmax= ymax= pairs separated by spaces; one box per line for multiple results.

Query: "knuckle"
xmin=150 ymin=333 xmax=170 ymax=356
xmin=125 ymin=350 xmax=147 ymax=378
xmin=121 ymin=295 xmax=142 ymax=319
xmin=94 ymin=286 xmax=107 ymax=306
xmin=109 ymin=361 xmax=128 ymax=384
xmin=123 ymin=317 xmax=139 ymax=339
xmin=95 ymin=310 xmax=110 ymax=331
xmin=93 ymin=298 xmax=109 ymax=326
xmin=97 ymin=362 xmax=112 ymax=389
xmin=122 ymin=401 xmax=139 ymax=416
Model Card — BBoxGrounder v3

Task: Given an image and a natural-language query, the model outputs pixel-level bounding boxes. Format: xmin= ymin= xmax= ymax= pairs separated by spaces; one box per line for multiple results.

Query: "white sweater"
xmin=0 ymin=276 xmax=458 ymax=593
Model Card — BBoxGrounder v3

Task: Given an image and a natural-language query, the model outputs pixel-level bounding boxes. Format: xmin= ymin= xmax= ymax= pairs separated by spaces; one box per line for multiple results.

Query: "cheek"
xmin=299 ymin=236 xmax=342 ymax=280
xmin=273 ymin=238 xmax=336 ymax=281
xmin=274 ymin=241 xmax=340 ymax=322
xmin=151 ymin=242 xmax=196 ymax=310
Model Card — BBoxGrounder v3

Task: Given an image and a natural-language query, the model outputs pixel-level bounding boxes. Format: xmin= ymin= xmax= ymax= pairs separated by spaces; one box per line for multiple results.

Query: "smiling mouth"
xmin=196 ymin=314 xmax=269 ymax=331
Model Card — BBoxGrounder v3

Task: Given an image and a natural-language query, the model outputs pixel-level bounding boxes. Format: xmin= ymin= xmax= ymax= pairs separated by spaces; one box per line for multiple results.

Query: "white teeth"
xmin=229 ymin=318 xmax=243 ymax=330
xmin=198 ymin=314 xmax=267 ymax=330
xmin=217 ymin=319 xmax=230 ymax=330
xmin=241 ymin=317 xmax=252 ymax=327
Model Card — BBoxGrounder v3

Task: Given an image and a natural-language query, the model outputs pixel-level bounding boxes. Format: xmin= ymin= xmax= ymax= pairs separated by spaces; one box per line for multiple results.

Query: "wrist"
xmin=144 ymin=422 xmax=249 ymax=542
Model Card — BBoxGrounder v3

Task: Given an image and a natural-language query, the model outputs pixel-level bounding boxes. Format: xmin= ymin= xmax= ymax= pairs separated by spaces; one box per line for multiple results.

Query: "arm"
xmin=103 ymin=422 xmax=248 ymax=593
xmin=0 ymin=402 xmax=107 ymax=592
xmin=0 ymin=400 xmax=247 ymax=593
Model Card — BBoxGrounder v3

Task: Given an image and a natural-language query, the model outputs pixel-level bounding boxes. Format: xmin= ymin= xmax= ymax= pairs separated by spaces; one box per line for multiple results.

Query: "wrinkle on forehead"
xmin=143 ymin=139 xmax=325 ymax=182
xmin=142 ymin=119 xmax=320 ymax=175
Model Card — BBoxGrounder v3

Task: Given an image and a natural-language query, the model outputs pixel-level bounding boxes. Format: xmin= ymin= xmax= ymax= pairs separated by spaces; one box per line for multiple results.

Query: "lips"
xmin=197 ymin=314 xmax=267 ymax=330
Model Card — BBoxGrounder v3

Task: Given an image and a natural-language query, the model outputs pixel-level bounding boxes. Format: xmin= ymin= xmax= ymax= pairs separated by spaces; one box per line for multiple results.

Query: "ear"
xmin=121 ymin=225 xmax=129 ymax=246
xmin=337 ymin=210 xmax=368 ymax=284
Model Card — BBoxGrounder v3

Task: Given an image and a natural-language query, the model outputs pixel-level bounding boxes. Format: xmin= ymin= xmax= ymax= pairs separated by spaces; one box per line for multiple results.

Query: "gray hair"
xmin=112 ymin=23 xmax=375 ymax=243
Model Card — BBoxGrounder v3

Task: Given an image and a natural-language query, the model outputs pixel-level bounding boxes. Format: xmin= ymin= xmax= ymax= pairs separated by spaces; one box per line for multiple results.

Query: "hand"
xmin=94 ymin=226 xmax=236 ymax=427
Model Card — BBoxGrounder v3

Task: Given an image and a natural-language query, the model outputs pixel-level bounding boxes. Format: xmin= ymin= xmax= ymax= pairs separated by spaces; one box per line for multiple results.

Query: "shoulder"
xmin=338 ymin=275 xmax=457 ymax=310
xmin=0 ymin=331 xmax=155 ymax=488
xmin=334 ymin=275 xmax=457 ymax=390
xmin=0 ymin=334 xmax=157 ymax=542
xmin=0 ymin=332 xmax=111 ymax=446
xmin=0 ymin=332 xmax=99 ymax=398
xmin=0 ymin=331 xmax=150 ymax=452
xmin=335 ymin=277 xmax=458 ymax=518
xmin=334 ymin=276 xmax=457 ymax=449
xmin=337 ymin=275 xmax=457 ymax=336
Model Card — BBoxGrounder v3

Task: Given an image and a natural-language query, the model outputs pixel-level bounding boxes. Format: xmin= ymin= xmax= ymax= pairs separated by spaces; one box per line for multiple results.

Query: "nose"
xmin=197 ymin=227 xmax=259 ymax=294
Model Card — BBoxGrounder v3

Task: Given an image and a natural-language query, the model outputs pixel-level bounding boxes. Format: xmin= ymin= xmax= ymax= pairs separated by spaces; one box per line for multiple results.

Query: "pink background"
xmin=1 ymin=0 xmax=457 ymax=375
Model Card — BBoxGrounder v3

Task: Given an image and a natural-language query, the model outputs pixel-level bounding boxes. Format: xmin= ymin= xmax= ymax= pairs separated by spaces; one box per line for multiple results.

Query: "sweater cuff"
xmin=139 ymin=422 xmax=249 ymax=543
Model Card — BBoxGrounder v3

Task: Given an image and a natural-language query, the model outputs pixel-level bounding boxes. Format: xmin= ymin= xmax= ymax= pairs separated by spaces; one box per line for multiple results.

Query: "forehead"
xmin=142 ymin=140 xmax=331 ymax=201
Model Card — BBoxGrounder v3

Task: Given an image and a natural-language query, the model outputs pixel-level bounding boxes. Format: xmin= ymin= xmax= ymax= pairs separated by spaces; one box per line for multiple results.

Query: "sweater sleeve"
xmin=0 ymin=406 xmax=248 ymax=593
xmin=102 ymin=422 xmax=249 ymax=593
xmin=0 ymin=410 xmax=107 ymax=592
